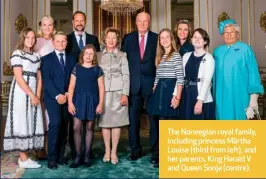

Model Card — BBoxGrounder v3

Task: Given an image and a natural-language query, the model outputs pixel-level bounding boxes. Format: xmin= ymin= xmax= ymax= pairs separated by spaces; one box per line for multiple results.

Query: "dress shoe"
xmin=69 ymin=162 xmax=81 ymax=168
xmin=111 ymin=153 xmax=118 ymax=165
xmin=127 ymin=151 xmax=142 ymax=161
xmin=154 ymin=163 xmax=159 ymax=168
xmin=36 ymin=150 xmax=47 ymax=160
xmin=57 ymin=158 xmax=68 ymax=165
xmin=150 ymin=157 xmax=159 ymax=164
xmin=48 ymin=161 xmax=57 ymax=170
xmin=83 ymin=161 xmax=92 ymax=167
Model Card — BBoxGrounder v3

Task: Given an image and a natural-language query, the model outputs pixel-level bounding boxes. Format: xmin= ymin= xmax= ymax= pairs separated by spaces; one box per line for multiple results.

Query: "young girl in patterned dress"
xmin=4 ymin=28 xmax=44 ymax=168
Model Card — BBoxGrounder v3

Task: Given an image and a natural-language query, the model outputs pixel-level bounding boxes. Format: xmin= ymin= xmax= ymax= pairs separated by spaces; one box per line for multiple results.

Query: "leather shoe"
xmin=57 ymin=158 xmax=68 ymax=165
xmin=69 ymin=162 xmax=81 ymax=168
xmin=127 ymin=151 xmax=142 ymax=161
xmin=48 ymin=161 xmax=57 ymax=170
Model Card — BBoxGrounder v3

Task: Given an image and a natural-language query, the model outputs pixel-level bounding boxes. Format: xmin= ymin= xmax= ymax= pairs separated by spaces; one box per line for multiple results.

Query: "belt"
xmin=184 ymin=78 xmax=202 ymax=86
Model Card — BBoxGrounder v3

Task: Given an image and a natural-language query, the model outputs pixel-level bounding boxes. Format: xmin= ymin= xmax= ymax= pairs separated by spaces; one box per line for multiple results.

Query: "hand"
xmin=152 ymin=85 xmax=156 ymax=92
xmin=171 ymin=96 xmax=180 ymax=109
xmin=96 ymin=103 xmax=103 ymax=114
xmin=64 ymin=92 xmax=68 ymax=100
xmin=246 ymin=107 xmax=255 ymax=119
xmin=249 ymin=94 xmax=259 ymax=110
xmin=56 ymin=94 xmax=67 ymax=105
xmin=68 ymin=102 xmax=76 ymax=115
xmin=194 ymin=100 xmax=203 ymax=115
xmin=30 ymin=95 xmax=40 ymax=106
xmin=120 ymin=95 xmax=128 ymax=106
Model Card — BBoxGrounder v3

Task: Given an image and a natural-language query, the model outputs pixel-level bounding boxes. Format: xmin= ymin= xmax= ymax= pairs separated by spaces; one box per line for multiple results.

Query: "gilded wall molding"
xmin=260 ymin=11 xmax=266 ymax=32
xmin=217 ymin=12 xmax=230 ymax=27
xmin=1 ymin=81 xmax=12 ymax=103
xmin=3 ymin=62 xmax=13 ymax=76
xmin=15 ymin=13 xmax=28 ymax=34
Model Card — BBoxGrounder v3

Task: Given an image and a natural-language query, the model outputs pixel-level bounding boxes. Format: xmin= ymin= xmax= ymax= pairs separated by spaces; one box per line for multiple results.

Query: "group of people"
xmin=3 ymin=10 xmax=264 ymax=170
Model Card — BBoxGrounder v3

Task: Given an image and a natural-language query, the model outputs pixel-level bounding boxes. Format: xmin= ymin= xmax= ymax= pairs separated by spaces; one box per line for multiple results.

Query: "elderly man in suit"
xmin=65 ymin=10 xmax=100 ymax=159
xmin=41 ymin=32 xmax=76 ymax=169
xmin=121 ymin=12 xmax=159 ymax=167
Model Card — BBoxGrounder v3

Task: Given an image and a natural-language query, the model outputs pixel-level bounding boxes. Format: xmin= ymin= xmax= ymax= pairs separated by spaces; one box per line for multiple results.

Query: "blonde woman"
xmin=36 ymin=15 xmax=56 ymax=57
xmin=35 ymin=15 xmax=56 ymax=159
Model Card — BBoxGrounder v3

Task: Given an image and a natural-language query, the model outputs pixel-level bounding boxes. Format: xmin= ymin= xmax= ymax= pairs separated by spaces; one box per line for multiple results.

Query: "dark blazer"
xmin=41 ymin=51 xmax=76 ymax=103
xmin=66 ymin=32 xmax=100 ymax=62
xmin=121 ymin=31 xmax=158 ymax=95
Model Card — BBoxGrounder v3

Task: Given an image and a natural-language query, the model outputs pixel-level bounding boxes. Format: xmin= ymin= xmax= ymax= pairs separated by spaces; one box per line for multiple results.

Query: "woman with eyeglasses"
xmin=213 ymin=19 xmax=264 ymax=120
xmin=173 ymin=20 xmax=194 ymax=57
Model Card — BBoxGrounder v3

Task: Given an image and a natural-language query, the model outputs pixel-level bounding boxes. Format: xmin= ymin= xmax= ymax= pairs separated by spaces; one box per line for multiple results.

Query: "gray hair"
xmin=224 ymin=24 xmax=240 ymax=32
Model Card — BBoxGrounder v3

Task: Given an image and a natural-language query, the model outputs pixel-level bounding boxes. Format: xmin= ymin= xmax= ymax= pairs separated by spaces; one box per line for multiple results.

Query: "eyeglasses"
xmin=223 ymin=31 xmax=236 ymax=36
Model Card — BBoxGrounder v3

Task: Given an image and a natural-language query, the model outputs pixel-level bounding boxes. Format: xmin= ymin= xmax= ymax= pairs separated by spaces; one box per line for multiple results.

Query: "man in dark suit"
xmin=66 ymin=10 xmax=100 ymax=61
xmin=41 ymin=32 xmax=76 ymax=169
xmin=121 ymin=12 xmax=159 ymax=167
xmin=65 ymin=10 xmax=100 ymax=159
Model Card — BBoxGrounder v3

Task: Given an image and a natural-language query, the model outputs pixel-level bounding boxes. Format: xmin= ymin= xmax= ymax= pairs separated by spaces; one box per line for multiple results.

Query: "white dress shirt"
xmin=54 ymin=49 xmax=66 ymax=64
xmin=138 ymin=31 xmax=148 ymax=51
xmin=74 ymin=31 xmax=86 ymax=47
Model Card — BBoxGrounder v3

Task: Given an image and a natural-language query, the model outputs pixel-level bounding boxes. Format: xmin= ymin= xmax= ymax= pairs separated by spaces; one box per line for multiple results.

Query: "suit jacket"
xmin=121 ymin=31 xmax=158 ymax=95
xmin=66 ymin=32 xmax=100 ymax=62
xmin=183 ymin=52 xmax=215 ymax=103
xmin=97 ymin=48 xmax=130 ymax=95
xmin=41 ymin=51 xmax=76 ymax=103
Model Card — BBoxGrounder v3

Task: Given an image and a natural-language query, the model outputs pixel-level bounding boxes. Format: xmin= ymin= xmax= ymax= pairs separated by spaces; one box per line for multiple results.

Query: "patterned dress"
xmin=4 ymin=50 xmax=44 ymax=152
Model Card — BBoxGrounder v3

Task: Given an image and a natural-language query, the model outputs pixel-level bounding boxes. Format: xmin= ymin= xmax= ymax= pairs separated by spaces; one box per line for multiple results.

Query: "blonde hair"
xmin=173 ymin=20 xmax=193 ymax=49
xmin=155 ymin=28 xmax=177 ymax=67
xmin=52 ymin=31 xmax=67 ymax=41
xmin=15 ymin=27 xmax=37 ymax=52
xmin=102 ymin=27 xmax=121 ymax=47
xmin=37 ymin=15 xmax=56 ymax=38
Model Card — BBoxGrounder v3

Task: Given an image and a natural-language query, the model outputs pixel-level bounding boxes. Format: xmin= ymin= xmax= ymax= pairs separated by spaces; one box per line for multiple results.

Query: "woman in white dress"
xmin=35 ymin=15 xmax=55 ymax=157
xmin=4 ymin=28 xmax=44 ymax=168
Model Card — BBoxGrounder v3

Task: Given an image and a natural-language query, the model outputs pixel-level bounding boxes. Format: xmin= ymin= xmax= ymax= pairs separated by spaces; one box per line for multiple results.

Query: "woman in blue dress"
xmin=213 ymin=19 xmax=264 ymax=120
xmin=179 ymin=28 xmax=215 ymax=119
xmin=173 ymin=20 xmax=194 ymax=57
xmin=67 ymin=44 xmax=105 ymax=167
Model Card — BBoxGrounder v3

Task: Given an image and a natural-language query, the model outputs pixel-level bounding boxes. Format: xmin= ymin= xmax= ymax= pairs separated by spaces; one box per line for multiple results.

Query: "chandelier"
xmin=100 ymin=0 xmax=144 ymax=16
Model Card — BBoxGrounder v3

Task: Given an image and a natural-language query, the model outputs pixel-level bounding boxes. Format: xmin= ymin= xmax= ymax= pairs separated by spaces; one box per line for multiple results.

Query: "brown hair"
xmin=155 ymin=28 xmax=177 ymax=67
xmin=15 ymin=27 xmax=37 ymax=52
xmin=192 ymin=28 xmax=210 ymax=48
xmin=78 ymin=44 xmax=98 ymax=66
xmin=102 ymin=27 xmax=121 ymax=47
xmin=72 ymin=10 xmax=86 ymax=21
xmin=173 ymin=20 xmax=193 ymax=49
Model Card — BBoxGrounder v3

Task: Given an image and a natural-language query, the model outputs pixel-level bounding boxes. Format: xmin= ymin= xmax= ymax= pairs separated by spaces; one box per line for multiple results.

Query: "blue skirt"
xmin=151 ymin=78 xmax=179 ymax=118
xmin=73 ymin=92 xmax=99 ymax=121
xmin=179 ymin=82 xmax=215 ymax=120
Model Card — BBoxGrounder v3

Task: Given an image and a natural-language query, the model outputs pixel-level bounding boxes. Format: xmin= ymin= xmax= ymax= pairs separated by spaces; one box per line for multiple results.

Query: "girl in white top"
xmin=177 ymin=28 xmax=215 ymax=119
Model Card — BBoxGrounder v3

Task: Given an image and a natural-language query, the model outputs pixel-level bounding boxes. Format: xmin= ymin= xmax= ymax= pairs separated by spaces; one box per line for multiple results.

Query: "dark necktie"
xmin=79 ymin=35 xmax=84 ymax=50
xmin=59 ymin=53 xmax=65 ymax=70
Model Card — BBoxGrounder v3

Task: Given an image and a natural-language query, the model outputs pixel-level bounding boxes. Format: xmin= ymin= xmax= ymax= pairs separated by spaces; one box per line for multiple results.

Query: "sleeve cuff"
xmin=248 ymin=85 xmax=264 ymax=94
xmin=55 ymin=94 xmax=60 ymax=100
xmin=122 ymin=89 xmax=129 ymax=96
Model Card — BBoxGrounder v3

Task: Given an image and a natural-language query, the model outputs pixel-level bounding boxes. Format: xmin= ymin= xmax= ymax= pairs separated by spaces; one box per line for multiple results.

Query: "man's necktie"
xmin=59 ymin=53 xmax=65 ymax=70
xmin=139 ymin=35 xmax=145 ymax=60
xmin=79 ymin=35 xmax=84 ymax=50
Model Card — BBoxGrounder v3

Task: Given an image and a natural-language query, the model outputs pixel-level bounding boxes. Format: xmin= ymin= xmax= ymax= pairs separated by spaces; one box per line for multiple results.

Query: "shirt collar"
xmin=138 ymin=31 xmax=148 ymax=38
xmin=102 ymin=48 xmax=118 ymax=56
xmin=54 ymin=50 xmax=65 ymax=57
xmin=74 ymin=31 xmax=85 ymax=37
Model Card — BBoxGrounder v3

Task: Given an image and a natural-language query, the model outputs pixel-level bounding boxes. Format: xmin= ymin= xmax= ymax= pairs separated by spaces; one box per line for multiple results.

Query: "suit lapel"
xmin=71 ymin=32 xmax=80 ymax=52
xmin=52 ymin=51 xmax=64 ymax=74
xmin=142 ymin=31 xmax=152 ymax=62
xmin=85 ymin=33 xmax=90 ymax=45
xmin=134 ymin=32 xmax=142 ymax=60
